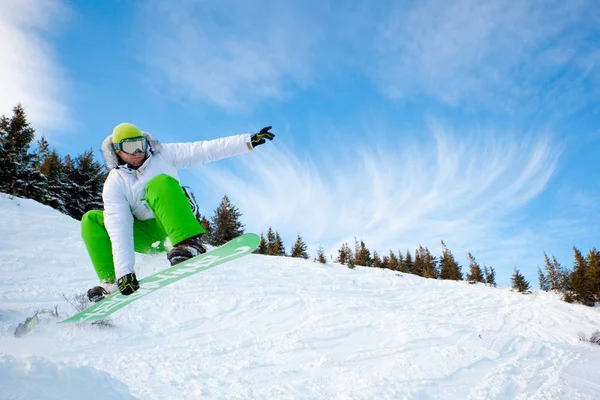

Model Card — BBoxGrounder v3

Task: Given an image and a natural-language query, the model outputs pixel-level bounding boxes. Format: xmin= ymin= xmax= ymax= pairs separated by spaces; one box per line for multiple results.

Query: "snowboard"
xmin=60 ymin=233 xmax=260 ymax=324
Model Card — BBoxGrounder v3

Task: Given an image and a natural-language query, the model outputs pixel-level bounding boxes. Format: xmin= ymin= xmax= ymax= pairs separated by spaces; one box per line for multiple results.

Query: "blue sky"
xmin=2 ymin=0 xmax=600 ymax=285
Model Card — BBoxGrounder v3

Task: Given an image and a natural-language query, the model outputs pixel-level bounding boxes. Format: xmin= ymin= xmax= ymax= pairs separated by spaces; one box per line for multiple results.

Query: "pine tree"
xmin=387 ymin=251 xmax=400 ymax=271
xmin=210 ymin=195 xmax=245 ymax=245
xmin=415 ymin=246 xmax=438 ymax=279
xmin=372 ymin=251 xmax=382 ymax=268
xmin=63 ymin=150 xmax=105 ymax=220
xmin=354 ymin=239 xmax=372 ymax=267
xmin=266 ymin=227 xmax=276 ymax=255
xmin=27 ymin=136 xmax=50 ymax=202
xmin=291 ymin=234 xmax=309 ymax=259
xmin=484 ymin=266 xmax=497 ymax=287
xmin=273 ymin=232 xmax=286 ymax=256
xmin=401 ymin=250 xmax=412 ymax=274
xmin=570 ymin=247 xmax=595 ymax=306
xmin=587 ymin=248 xmax=600 ymax=303
xmin=200 ymin=216 xmax=213 ymax=243
xmin=439 ymin=241 xmax=463 ymax=281
xmin=39 ymin=149 xmax=69 ymax=213
xmin=466 ymin=252 xmax=485 ymax=283
xmin=543 ymin=253 xmax=570 ymax=292
xmin=254 ymin=233 xmax=268 ymax=255
xmin=413 ymin=247 xmax=424 ymax=277
xmin=381 ymin=254 xmax=390 ymax=270
xmin=511 ymin=269 xmax=530 ymax=293
xmin=0 ymin=104 xmax=44 ymax=199
xmin=537 ymin=267 xmax=549 ymax=291
xmin=315 ymin=244 xmax=327 ymax=264
xmin=336 ymin=242 xmax=353 ymax=266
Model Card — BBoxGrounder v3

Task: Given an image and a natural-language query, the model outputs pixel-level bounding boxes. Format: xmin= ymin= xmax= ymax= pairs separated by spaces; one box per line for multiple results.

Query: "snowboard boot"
xmin=87 ymin=280 xmax=118 ymax=303
xmin=167 ymin=234 xmax=206 ymax=266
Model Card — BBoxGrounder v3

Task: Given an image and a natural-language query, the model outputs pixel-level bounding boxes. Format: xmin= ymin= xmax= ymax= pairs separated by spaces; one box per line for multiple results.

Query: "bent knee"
xmin=81 ymin=210 xmax=104 ymax=225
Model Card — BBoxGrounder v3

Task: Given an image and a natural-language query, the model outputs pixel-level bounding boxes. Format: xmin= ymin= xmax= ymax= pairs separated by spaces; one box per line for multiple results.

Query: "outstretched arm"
xmin=164 ymin=127 xmax=275 ymax=169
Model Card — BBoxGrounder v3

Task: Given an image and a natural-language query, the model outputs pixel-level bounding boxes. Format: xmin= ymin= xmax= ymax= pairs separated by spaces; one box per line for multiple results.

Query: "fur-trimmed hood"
xmin=101 ymin=131 xmax=162 ymax=169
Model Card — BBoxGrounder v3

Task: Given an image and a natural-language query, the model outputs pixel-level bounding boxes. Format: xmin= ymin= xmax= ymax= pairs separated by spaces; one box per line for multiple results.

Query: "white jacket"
xmin=100 ymin=132 xmax=252 ymax=280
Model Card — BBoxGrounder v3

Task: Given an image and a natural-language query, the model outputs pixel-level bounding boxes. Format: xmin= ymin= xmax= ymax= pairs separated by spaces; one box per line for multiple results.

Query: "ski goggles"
xmin=114 ymin=137 xmax=148 ymax=155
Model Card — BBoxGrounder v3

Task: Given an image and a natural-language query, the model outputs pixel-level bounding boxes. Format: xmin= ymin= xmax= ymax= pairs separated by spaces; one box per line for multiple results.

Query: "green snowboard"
xmin=61 ymin=233 xmax=260 ymax=324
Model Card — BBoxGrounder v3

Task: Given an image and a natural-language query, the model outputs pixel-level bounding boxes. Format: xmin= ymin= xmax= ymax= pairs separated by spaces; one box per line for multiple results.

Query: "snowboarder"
xmin=82 ymin=123 xmax=274 ymax=302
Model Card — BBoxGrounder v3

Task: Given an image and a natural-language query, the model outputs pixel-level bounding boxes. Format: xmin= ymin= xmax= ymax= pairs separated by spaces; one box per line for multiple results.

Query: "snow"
xmin=1 ymin=194 xmax=600 ymax=399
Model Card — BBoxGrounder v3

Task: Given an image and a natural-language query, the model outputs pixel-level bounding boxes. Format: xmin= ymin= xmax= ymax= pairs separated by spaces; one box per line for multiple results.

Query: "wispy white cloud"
xmin=138 ymin=0 xmax=598 ymax=117
xmin=0 ymin=0 xmax=71 ymax=132
xmin=191 ymin=123 xmax=561 ymax=281
xmin=137 ymin=0 xmax=325 ymax=110
xmin=370 ymin=0 xmax=599 ymax=113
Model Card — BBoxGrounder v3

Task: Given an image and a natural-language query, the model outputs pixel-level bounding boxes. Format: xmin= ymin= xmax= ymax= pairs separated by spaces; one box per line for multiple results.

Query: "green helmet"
xmin=112 ymin=123 xmax=143 ymax=144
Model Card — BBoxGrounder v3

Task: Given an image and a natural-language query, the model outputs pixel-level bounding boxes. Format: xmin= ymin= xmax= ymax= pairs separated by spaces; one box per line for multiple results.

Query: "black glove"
xmin=117 ymin=273 xmax=139 ymax=295
xmin=251 ymin=126 xmax=275 ymax=148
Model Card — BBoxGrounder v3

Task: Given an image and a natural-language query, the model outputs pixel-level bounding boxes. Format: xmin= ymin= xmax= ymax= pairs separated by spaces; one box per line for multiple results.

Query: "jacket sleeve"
xmin=162 ymin=133 xmax=252 ymax=169
xmin=102 ymin=171 xmax=136 ymax=280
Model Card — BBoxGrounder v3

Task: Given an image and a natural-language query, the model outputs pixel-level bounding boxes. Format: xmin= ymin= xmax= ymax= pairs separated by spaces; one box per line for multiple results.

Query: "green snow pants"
xmin=81 ymin=174 xmax=205 ymax=282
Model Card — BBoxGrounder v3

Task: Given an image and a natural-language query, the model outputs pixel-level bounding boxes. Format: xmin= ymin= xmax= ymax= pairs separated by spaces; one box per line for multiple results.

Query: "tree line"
xmin=0 ymin=104 xmax=105 ymax=220
xmin=332 ymin=238 xmax=498 ymax=286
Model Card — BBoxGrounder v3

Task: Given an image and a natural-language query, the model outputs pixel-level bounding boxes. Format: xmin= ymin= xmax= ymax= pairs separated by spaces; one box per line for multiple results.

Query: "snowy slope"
xmin=1 ymin=194 xmax=600 ymax=400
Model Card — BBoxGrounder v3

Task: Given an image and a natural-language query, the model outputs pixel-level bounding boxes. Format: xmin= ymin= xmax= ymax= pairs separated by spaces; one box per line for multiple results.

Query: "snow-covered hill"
xmin=1 ymin=194 xmax=599 ymax=400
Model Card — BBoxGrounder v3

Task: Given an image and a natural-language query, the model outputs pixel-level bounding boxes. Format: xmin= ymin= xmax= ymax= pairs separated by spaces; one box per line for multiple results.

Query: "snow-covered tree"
xmin=0 ymin=104 xmax=43 ymax=198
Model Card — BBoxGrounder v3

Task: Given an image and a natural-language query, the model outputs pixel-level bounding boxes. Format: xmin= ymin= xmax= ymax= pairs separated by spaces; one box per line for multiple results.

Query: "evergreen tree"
xmin=291 ymin=234 xmax=309 ymax=259
xmin=387 ymin=251 xmax=400 ymax=271
xmin=439 ymin=241 xmax=463 ymax=281
xmin=511 ymin=269 xmax=530 ymax=293
xmin=413 ymin=247 xmax=424 ymax=277
xmin=347 ymin=255 xmax=356 ymax=269
xmin=543 ymin=253 xmax=570 ymax=292
xmin=64 ymin=150 xmax=105 ymax=220
xmin=200 ymin=216 xmax=213 ymax=243
xmin=39 ymin=149 xmax=69 ymax=213
xmin=403 ymin=250 xmax=414 ymax=274
xmin=315 ymin=244 xmax=327 ymax=264
xmin=466 ymin=252 xmax=485 ymax=283
xmin=266 ymin=227 xmax=276 ymax=255
xmin=484 ymin=266 xmax=497 ymax=287
xmin=415 ymin=246 xmax=437 ymax=279
xmin=537 ymin=267 xmax=549 ymax=291
xmin=0 ymin=104 xmax=38 ymax=196
xmin=273 ymin=232 xmax=286 ymax=256
xmin=587 ymin=248 xmax=600 ymax=303
xmin=254 ymin=233 xmax=268 ymax=255
xmin=336 ymin=242 xmax=353 ymax=266
xmin=372 ymin=251 xmax=383 ymax=268
xmin=354 ymin=239 xmax=372 ymax=267
xmin=381 ymin=254 xmax=390 ymax=269
xmin=210 ymin=195 xmax=245 ymax=245
xmin=570 ymin=247 xmax=595 ymax=306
